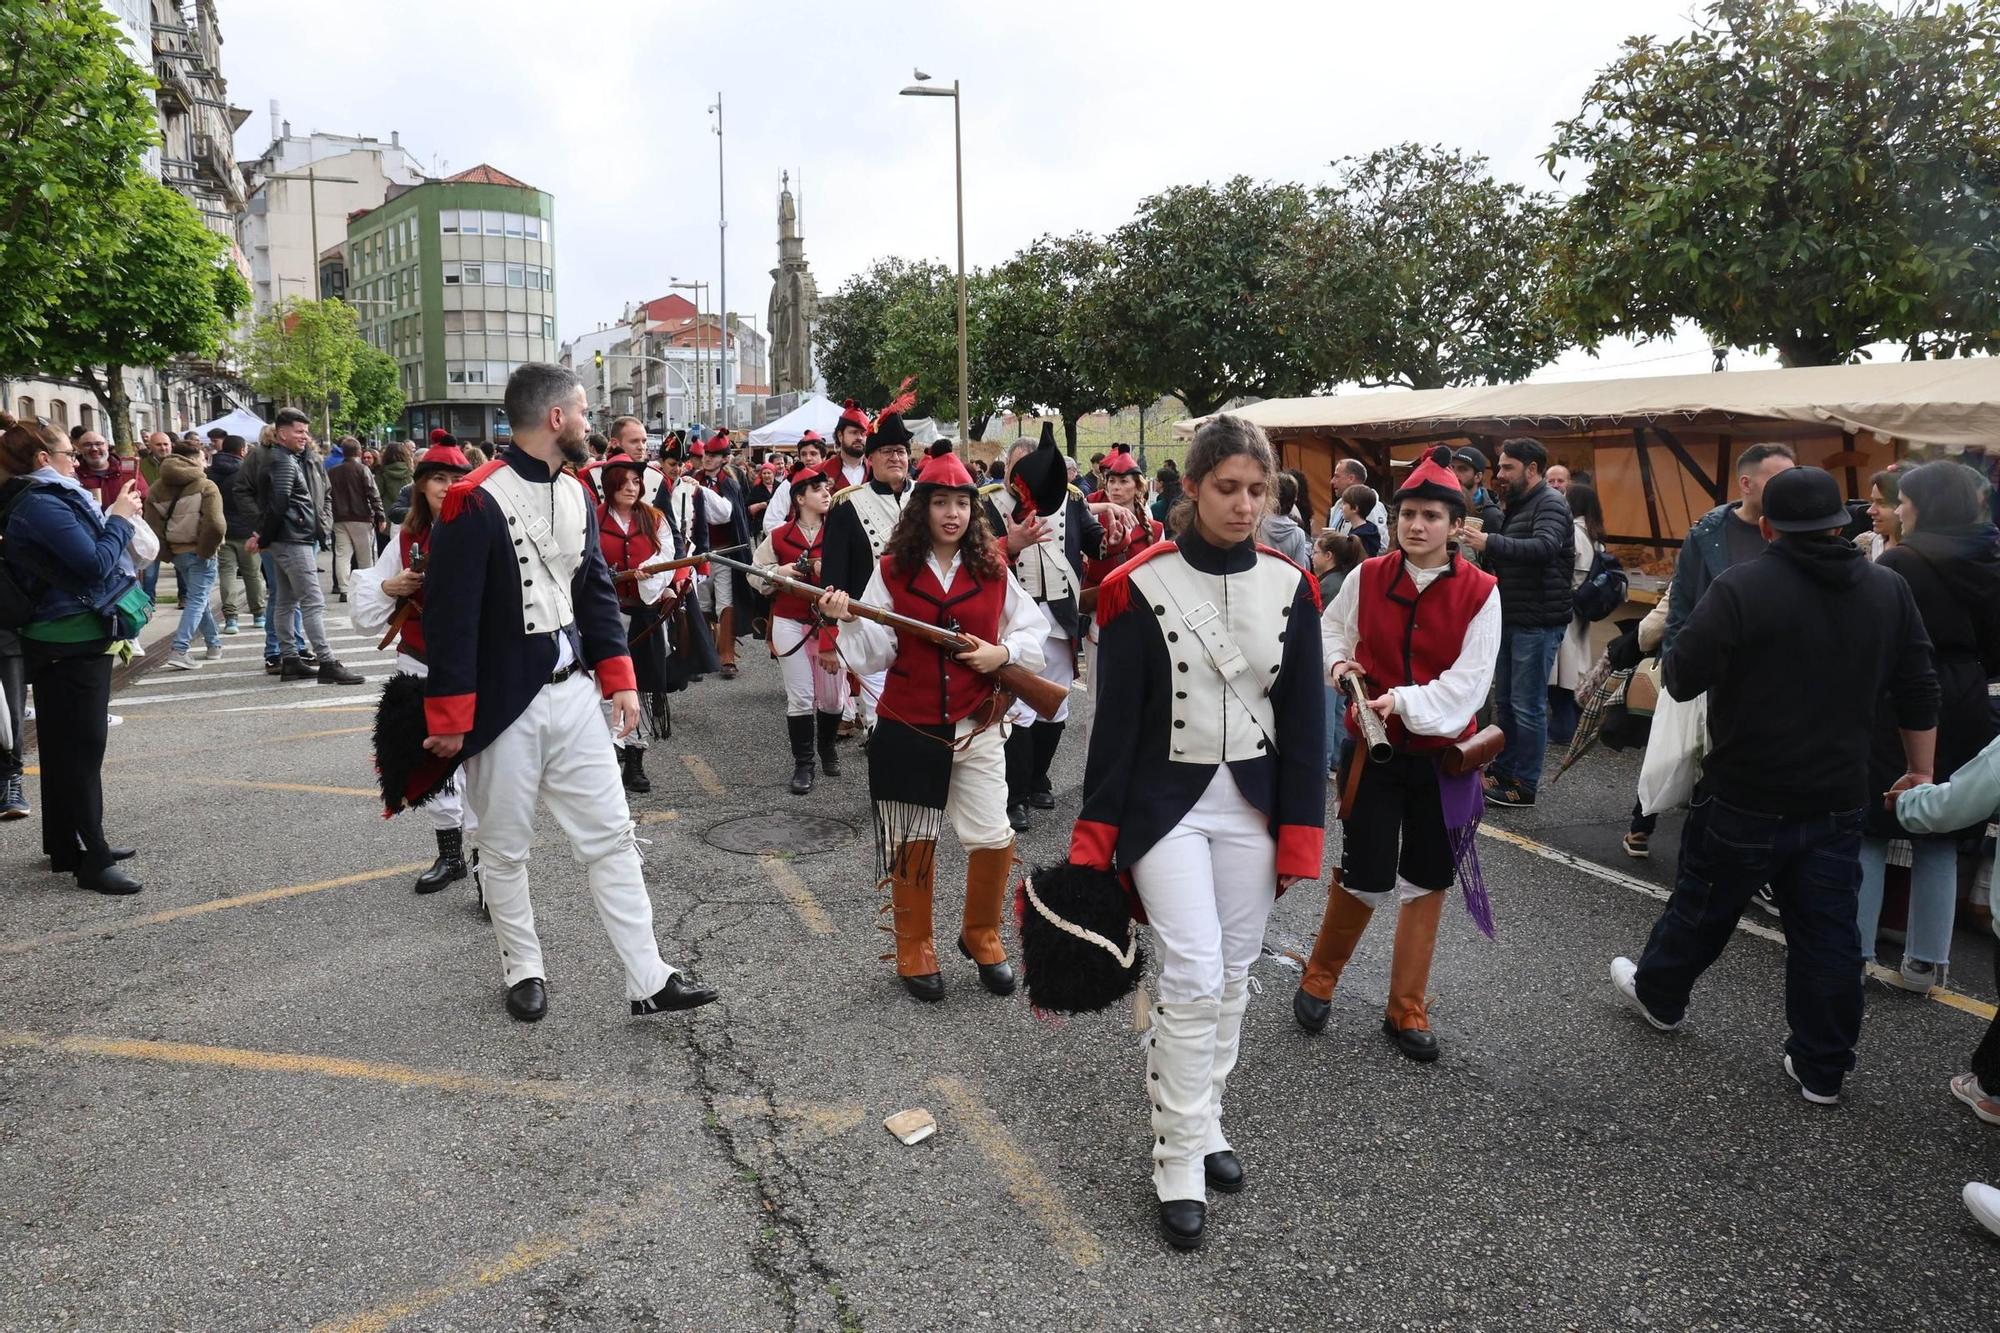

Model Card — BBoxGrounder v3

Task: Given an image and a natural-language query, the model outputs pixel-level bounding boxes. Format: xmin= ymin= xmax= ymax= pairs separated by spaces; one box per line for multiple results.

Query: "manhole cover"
xmin=703 ymin=813 xmax=856 ymax=858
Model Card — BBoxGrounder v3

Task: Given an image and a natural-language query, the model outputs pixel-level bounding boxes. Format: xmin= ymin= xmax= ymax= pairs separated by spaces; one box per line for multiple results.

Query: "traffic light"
xmin=593 ymin=350 xmax=604 ymax=370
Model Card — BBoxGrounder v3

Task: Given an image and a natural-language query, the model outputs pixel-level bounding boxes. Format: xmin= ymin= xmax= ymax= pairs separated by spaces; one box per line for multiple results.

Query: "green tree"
xmin=814 ymin=256 xmax=943 ymax=410
xmin=986 ymin=233 xmax=1116 ymax=455
xmin=1547 ymin=0 xmax=2000 ymax=366
xmin=1280 ymin=144 xmax=1566 ymax=390
xmin=0 ymin=0 xmax=159 ymax=353
xmin=3 ymin=178 xmax=247 ymax=452
xmin=242 ymin=298 xmax=364 ymax=437
xmin=872 ymin=264 xmax=997 ymax=432
xmin=339 ymin=345 xmax=405 ymax=439
xmin=1069 ymin=177 xmax=1318 ymax=418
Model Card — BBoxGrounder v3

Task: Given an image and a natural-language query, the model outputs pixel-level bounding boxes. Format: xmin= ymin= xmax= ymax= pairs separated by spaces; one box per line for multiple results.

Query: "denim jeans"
xmin=1634 ymin=791 xmax=1865 ymax=1096
xmin=1856 ymin=836 xmax=1958 ymax=966
xmin=259 ymin=550 xmax=306 ymax=660
xmin=1492 ymin=624 xmax=1564 ymax=793
xmin=169 ymin=551 xmax=220 ymax=653
xmin=1323 ymin=684 xmax=1346 ymax=776
xmin=140 ymin=559 xmax=159 ymax=602
xmin=266 ymin=541 xmax=331 ymax=660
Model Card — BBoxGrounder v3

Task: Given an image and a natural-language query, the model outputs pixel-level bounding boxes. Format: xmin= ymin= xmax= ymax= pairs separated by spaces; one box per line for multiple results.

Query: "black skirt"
xmin=623 ymin=604 xmax=671 ymax=695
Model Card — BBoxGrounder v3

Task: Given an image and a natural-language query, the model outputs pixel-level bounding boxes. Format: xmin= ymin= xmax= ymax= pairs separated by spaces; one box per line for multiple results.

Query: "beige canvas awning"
xmin=1175 ymin=357 xmax=2000 ymax=450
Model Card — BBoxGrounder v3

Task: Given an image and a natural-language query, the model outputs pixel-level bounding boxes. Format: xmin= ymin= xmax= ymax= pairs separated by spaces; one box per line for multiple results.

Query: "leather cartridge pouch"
xmin=1442 ymin=725 xmax=1505 ymax=777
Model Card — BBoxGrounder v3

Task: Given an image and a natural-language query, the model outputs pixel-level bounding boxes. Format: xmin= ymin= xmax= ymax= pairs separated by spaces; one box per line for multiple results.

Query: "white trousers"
xmin=462 ymin=671 xmax=674 ymax=1000
xmin=1132 ymin=767 xmax=1277 ymax=1004
xmin=1006 ymin=631 xmax=1074 ymax=727
xmin=772 ymin=617 xmax=847 ymax=716
xmin=939 ymin=719 xmax=1015 ymax=852
xmin=854 ymin=668 xmax=884 ymax=728
xmin=697 ymin=569 xmax=734 ymax=615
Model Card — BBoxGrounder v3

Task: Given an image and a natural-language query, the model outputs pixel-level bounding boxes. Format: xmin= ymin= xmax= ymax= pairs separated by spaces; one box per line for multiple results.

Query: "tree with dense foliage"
xmin=871 ymin=264 xmax=997 ymax=429
xmin=241 ymin=299 xmax=365 ymax=437
xmin=339 ymin=346 xmax=405 ymax=439
xmin=8 ymin=179 xmax=247 ymax=451
xmin=984 ymin=233 xmax=1116 ymax=454
xmin=0 ymin=0 xmax=159 ymax=356
xmin=1547 ymin=0 xmax=2000 ymax=366
xmin=815 ymin=257 xmax=945 ymax=411
xmin=1068 ymin=177 xmax=1319 ymax=418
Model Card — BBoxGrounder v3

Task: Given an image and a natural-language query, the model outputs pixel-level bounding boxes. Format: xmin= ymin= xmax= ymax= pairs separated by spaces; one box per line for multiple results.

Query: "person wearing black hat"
xmin=657 ymin=433 xmax=737 ymax=677
xmin=981 ymin=424 xmax=1119 ymax=829
xmin=354 ymin=442 xmax=483 ymax=901
xmin=1611 ymin=465 xmax=1939 ymax=1106
xmin=691 ymin=435 xmax=752 ymax=678
xmin=819 ymin=410 xmax=917 ymax=739
xmin=1450 ymin=447 xmax=1504 ymax=556
xmin=817 ymin=449 xmax=1046 ymax=1002
xmin=1295 ymin=446 xmax=1500 ymax=1062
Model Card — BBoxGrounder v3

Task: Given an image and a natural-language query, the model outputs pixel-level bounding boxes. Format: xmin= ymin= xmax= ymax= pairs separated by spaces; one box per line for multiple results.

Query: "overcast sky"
xmin=219 ymin=0 xmax=1778 ymax=386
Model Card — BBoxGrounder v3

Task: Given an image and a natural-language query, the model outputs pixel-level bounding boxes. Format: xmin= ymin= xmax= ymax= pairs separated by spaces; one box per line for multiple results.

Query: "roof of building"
xmin=442 ymin=163 xmax=536 ymax=190
xmin=638 ymin=294 xmax=698 ymax=322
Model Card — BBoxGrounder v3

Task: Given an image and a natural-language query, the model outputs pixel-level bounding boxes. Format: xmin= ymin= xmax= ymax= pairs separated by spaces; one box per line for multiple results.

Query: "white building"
xmin=238 ymin=120 xmax=428 ymax=318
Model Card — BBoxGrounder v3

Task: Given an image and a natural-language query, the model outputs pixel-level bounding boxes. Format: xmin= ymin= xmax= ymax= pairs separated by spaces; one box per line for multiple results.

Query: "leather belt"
xmin=549 ymin=661 xmax=581 ymax=686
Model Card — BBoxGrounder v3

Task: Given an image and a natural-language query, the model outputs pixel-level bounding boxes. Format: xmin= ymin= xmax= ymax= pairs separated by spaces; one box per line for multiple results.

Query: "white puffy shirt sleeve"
xmin=348 ymin=535 xmax=405 ymax=633
xmin=698 ymin=483 xmax=734 ymax=523
xmin=834 ymin=565 xmax=900 ymax=675
xmin=1389 ymin=586 xmax=1502 ymax=738
xmin=996 ymin=571 xmax=1047 ymax=673
xmin=1321 ymin=571 xmax=1361 ymax=681
xmin=761 ymin=480 xmax=793 ymax=534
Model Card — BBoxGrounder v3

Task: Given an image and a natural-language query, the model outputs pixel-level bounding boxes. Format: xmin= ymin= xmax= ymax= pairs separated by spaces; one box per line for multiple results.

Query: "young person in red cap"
xmin=592 ymin=453 xmax=681 ymax=795
xmin=354 ymin=441 xmax=483 ymax=901
xmin=659 ymin=434 xmax=737 ymax=680
xmin=818 ymin=411 xmax=917 ymax=740
xmin=758 ymin=432 xmax=827 ymax=536
xmin=1294 ymin=445 xmax=1500 ymax=1063
xmin=818 ymin=400 xmax=872 ymax=493
xmin=1069 ymin=414 xmax=1324 ymax=1251
xmin=817 ymin=448 xmax=1045 ymax=1002
xmin=1080 ymin=443 xmax=1161 ymax=687
xmin=752 ymin=461 xmax=846 ymax=794
xmin=691 ymin=435 xmax=751 ymax=678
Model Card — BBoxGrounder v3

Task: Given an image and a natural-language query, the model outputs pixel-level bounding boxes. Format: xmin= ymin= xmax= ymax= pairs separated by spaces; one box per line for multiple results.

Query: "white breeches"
xmin=697 ymin=569 xmax=734 ymax=615
xmin=1132 ymin=767 xmax=1277 ymax=1004
xmin=772 ymin=617 xmax=847 ymax=716
xmin=943 ymin=718 xmax=1014 ymax=852
xmin=854 ymin=669 xmax=884 ymax=726
xmin=461 ymin=671 xmax=674 ymax=1000
xmin=1005 ymin=632 xmax=1074 ymax=727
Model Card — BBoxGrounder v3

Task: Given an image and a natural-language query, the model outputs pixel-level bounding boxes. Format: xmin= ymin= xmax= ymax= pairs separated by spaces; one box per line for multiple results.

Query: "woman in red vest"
xmin=818 ymin=450 xmax=1047 ymax=1002
xmin=350 ymin=443 xmax=478 ymax=897
xmin=595 ymin=455 xmax=680 ymax=796
xmin=755 ymin=461 xmax=847 ymax=795
xmin=1294 ymin=445 xmax=1500 ymax=1062
xmin=1079 ymin=442 xmax=1162 ymax=688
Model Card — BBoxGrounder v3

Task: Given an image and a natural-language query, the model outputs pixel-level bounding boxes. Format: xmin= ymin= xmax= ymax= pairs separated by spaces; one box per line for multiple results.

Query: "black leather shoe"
xmin=1159 ymin=1199 xmax=1206 ymax=1251
xmin=78 ymin=864 xmax=143 ymax=896
xmin=105 ymin=846 xmax=136 ymax=863
xmin=1382 ymin=1016 xmax=1440 ymax=1063
xmin=1204 ymin=1150 xmax=1245 ymax=1194
xmin=789 ymin=759 xmax=815 ymax=795
xmin=506 ymin=977 xmax=547 ymax=1022
xmin=317 ymin=657 xmax=365 ymax=686
xmin=1007 ymin=802 xmax=1030 ymax=832
xmin=1029 ymin=785 xmax=1056 ymax=811
xmin=1293 ymin=987 xmax=1330 ymax=1035
xmin=279 ymin=655 xmax=313 ymax=681
xmin=414 ymin=854 xmax=465 ymax=894
xmin=899 ymin=972 xmax=945 ymax=1003
xmin=632 ymin=972 xmax=719 ymax=1015
xmin=957 ymin=937 xmax=1017 ymax=996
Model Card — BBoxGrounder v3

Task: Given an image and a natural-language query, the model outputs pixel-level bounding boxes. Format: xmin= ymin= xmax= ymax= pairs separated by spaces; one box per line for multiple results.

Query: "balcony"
xmin=193 ymin=133 xmax=245 ymax=211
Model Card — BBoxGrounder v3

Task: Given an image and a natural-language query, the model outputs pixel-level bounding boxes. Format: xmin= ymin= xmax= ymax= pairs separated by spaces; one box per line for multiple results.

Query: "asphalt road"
xmin=2 ymin=594 xmax=1997 ymax=1331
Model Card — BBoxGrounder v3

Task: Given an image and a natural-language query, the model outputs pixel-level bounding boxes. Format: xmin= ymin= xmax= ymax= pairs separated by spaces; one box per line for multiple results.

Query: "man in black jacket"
xmin=206 ymin=435 xmax=264 ymax=634
xmin=1461 ymin=437 xmax=1573 ymax=806
xmin=1611 ymin=467 xmax=1938 ymax=1106
xmin=251 ymin=417 xmax=363 ymax=686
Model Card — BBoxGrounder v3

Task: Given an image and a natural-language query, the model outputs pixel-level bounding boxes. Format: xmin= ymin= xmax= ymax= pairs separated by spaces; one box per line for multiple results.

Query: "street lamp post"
xmin=709 ymin=95 xmax=731 ymax=433
xmin=670 ymin=278 xmax=711 ymax=426
xmin=899 ymin=73 xmax=968 ymax=449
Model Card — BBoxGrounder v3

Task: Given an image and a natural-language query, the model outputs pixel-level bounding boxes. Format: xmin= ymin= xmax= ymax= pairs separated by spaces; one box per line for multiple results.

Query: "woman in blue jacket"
xmin=0 ymin=418 xmax=148 ymax=894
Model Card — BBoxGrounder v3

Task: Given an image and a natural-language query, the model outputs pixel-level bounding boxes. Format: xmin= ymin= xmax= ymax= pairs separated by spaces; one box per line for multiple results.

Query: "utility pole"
xmin=711 ymin=93 xmax=730 ymax=432
xmin=264 ymin=167 xmax=358 ymax=301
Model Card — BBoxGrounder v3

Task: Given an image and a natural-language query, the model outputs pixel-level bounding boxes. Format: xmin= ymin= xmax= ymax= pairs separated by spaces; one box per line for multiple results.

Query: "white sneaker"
xmin=1965 ymin=1182 xmax=2000 ymax=1238
xmin=105 ymin=714 xmax=121 ymax=728
xmin=1610 ymin=957 xmax=1681 ymax=1032
xmin=1784 ymin=1054 xmax=1842 ymax=1106
xmin=1895 ymin=958 xmax=1947 ymax=993
xmin=166 ymin=651 xmax=198 ymax=671
xmin=204 ymin=642 xmax=222 ymax=661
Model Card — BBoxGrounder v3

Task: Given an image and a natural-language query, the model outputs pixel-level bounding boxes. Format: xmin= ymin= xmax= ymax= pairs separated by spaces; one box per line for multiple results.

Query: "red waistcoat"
xmin=396 ymin=528 xmax=430 ymax=662
xmin=599 ymin=506 xmax=665 ymax=610
xmin=768 ymin=520 xmax=825 ymax=624
xmin=1350 ymin=551 xmax=1495 ymax=753
xmin=876 ymin=553 xmax=1008 ymax=727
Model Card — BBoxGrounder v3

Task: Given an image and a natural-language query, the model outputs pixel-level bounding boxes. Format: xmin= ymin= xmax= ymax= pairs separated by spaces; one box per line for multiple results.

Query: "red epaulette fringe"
xmin=437 ymin=457 xmax=507 ymax=525
xmin=1092 ymin=539 xmax=1176 ymax=627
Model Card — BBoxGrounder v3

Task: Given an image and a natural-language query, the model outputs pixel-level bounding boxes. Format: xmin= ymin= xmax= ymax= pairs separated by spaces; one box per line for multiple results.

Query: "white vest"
xmin=1128 ymin=550 xmax=1295 ymax=764
xmin=989 ymin=488 xmax=1080 ymax=606
xmin=482 ymin=464 xmax=588 ymax=636
xmin=840 ymin=483 xmax=910 ymax=557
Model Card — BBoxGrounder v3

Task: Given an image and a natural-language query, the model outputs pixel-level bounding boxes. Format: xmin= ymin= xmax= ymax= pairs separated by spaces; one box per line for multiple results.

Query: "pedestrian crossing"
xmin=118 ymin=621 xmax=399 ymax=710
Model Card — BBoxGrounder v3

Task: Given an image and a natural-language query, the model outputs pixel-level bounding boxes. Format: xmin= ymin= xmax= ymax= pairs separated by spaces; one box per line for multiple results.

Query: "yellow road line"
xmin=179 ymin=776 xmax=379 ymax=797
xmin=929 ymin=1074 xmax=1103 ymax=1270
xmin=637 ymin=809 xmax=680 ymax=825
xmin=1477 ymin=823 xmax=1999 ymax=1023
xmin=311 ymin=1186 xmax=681 ymax=1333
xmin=760 ymin=854 xmax=837 ymax=936
xmin=100 ymin=725 xmax=371 ymax=768
xmin=0 ymin=862 xmax=429 ymax=957
xmin=680 ymin=753 xmax=725 ymax=796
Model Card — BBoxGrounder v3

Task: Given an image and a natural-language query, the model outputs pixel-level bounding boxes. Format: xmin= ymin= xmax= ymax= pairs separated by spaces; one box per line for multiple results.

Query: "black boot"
xmin=626 ymin=746 xmax=652 ymax=794
xmin=1004 ymin=725 xmax=1034 ymax=830
xmin=1029 ymin=720 xmax=1065 ymax=809
xmin=415 ymin=827 xmax=467 ymax=895
xmin=787 ymin=714 xmax=816 ymax=795
xmin=815 ymin=711 xmax=842 ymax=777
xmin=471 ymin=847 xmax=488 ymax=920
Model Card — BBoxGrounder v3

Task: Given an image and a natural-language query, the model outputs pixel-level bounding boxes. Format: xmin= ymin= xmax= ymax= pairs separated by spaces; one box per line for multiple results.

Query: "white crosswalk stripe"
xmin=114 ymin=677 xmax=384 ymax=707
xmin=129 ymin=655 xmax=398 ymax=687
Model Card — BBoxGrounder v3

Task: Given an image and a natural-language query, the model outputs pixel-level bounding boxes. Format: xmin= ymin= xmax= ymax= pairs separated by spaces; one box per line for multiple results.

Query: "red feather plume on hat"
xmin=872 ymin=376 xmax=916 ymax=431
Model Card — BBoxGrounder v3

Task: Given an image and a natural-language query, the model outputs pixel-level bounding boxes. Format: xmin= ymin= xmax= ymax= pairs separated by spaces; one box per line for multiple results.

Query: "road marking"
xmin=98 ymin=726 xmax=371 ymax=768
xmin=310 ymin=1186 xmax=681 ymax=1333
xmin=1476 ymin=823 xmax=1999 ymax=1022
xmin=122 ymin=657 xmax=395 ymax=687
xmin=760 ymin=854 xmax=836 ymax=936
xmin=681 ymin=753 xmax=725 ymax=796
xmin=636 ymin=809 xmax=680 ymax=825
xmin=116 ymin=677 xmax=388 ymax=707
xmin=214 ymin=699 xmax=378 ymax=715
xmin=929 ymin=1074 xmax=1103 ymax=1270
xmin=0 ymin=862 xmax=429 ymax=957
xmin=180 ymin=777 xmax=379 ymax=798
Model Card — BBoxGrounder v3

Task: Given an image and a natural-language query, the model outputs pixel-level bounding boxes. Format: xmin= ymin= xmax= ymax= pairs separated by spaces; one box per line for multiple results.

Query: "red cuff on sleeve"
xmin=426 ymin=691 xmax=476 ymax=737
xmin=1069 ymin=818 xmax=1118 ymax=872
xmin=594 ymin=655 xmax=637 ymax=696
xmin=1275 ymin=823 xmax=1325 ymax=884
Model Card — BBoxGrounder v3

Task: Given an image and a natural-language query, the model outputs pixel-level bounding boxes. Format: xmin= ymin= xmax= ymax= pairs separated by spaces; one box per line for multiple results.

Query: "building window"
xmin=487 ymin=360 xmax=509 ymax=384
xmin=542 ymin=316 xmax=554 ymax=339
xmin=484 ymin=263 xmax=504 ymax=286
xmin=525 ymin=268 xmax=541 ymax=291
xmin=506 ymin=310 xmax=528 ymax=334
xmin=506 ymin=264 xmax=524 ymax=288
xmin=440 ymin=209 xmax=457 ymax=235
xmin=15 ymin=395 xmax=33 ymax=421
xmin=524 ymin=216 xmax=541 ymax=239
xmin=443 ymin=262 xmax=461 ymax=285
xmin=483 ymin=210 xmax=504 ymax=236
xmin=505 ymin=213 xmax=524 ymax=237
xmin=462 ymin=262 xmax=482 ymax=285
xmin=50 ymin=400 xmax=68 ymax=429
xmin=443 ymin=310 xmax=463 ymax=333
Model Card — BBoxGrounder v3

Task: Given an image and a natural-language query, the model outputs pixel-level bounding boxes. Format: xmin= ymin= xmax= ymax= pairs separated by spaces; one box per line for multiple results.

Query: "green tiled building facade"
xmin=345 ymin=166 xmax=556 ymax=444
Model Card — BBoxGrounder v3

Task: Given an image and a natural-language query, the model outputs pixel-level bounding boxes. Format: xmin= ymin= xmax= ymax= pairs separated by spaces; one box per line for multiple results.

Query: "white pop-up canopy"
xmin=748 ymin=394 xmax=841 ymax=446
xmin=192 ymin=407 xmax=267 ymax=439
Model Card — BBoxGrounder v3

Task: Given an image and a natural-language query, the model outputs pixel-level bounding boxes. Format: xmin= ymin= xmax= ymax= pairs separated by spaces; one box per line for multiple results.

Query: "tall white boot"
xmin=1148 ymin=996 xmax=1219 ymax=1249
xmin=1201 ymin=976 xmax=1249 ymax=1192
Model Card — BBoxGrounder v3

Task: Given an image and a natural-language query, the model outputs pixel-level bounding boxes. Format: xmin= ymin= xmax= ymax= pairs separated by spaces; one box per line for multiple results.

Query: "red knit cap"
xmin=1102 ymin=443 xmax=1141 ymax=476
xmin=837 ymin=398 xmax=870 ymax=433
xmin=1393 ymin=445 xmax=1467 ymax=512
xmin=914 ymin=449 xmax=977 ymax=492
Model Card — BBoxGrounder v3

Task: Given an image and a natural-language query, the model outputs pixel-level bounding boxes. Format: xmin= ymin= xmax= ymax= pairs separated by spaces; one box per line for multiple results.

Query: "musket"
xmin=610 ymin=541 xmax=750 ymax=585
xmin=376 ymin=549 xmax=427 ymax=652
xmin=1336 ymin=671 xmax=1393 ymax=820
xmin=707 ymin=553 xmax=1070 ymax=721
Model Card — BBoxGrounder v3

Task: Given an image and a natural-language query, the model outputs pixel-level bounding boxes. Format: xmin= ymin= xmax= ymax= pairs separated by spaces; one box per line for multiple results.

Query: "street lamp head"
xmin=900 ymin=84 xmax=954 ymax=98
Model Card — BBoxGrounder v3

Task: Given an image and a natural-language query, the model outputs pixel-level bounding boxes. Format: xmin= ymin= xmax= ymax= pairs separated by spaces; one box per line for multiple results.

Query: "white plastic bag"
xmin=1636 ymin=687 xmax=1707 ymax=815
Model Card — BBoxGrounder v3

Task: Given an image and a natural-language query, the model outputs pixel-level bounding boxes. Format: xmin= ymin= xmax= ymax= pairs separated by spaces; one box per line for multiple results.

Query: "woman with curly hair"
xmin=592 ymin=454 xmax=682 ymax=795
xmin=818 ymin=450 xmax=1046 ymax=1003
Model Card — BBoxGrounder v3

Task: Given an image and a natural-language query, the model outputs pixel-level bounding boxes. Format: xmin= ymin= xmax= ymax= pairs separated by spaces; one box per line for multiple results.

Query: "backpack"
xmin=0 ymin=481 xmax=47 ymax=631
xmin=1572 ymin=543 xmax=1628 ymax=623
xmin=162 ymin=488 xmax=204 ymax=546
